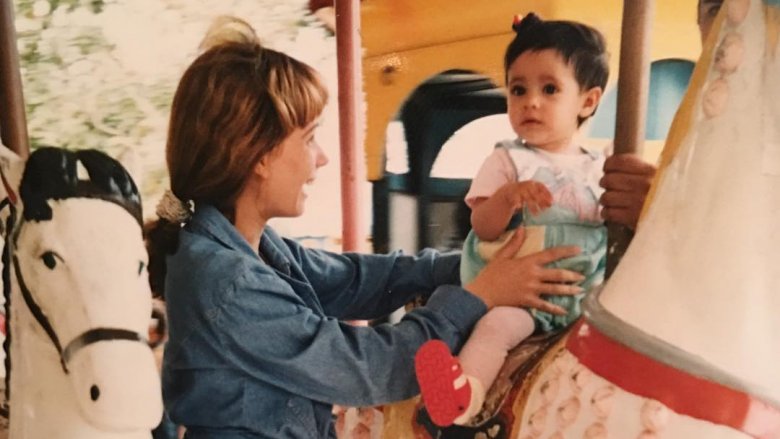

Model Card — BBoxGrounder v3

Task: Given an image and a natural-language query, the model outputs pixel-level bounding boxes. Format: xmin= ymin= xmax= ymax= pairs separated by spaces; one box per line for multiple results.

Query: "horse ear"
xmin=76 ymin=149 xmax=142 ymax=224
xmin=0 ymin=143 xmax=25 ymax=206
xmin=19 ymin=147 xmax=78 ymax=222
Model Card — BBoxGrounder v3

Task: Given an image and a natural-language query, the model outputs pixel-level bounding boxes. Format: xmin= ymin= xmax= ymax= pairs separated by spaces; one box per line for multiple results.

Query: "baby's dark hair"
xmin=505 ymin=13 xmax=609 ymax=124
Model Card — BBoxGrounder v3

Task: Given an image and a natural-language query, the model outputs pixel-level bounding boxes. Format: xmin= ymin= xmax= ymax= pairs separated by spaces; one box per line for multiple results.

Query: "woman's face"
xmin=258 ymin=120 xmax=329 ymax=219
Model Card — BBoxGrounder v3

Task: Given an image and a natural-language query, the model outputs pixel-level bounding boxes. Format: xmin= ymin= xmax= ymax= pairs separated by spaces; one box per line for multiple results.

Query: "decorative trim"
xmin=567 ymin=318 xmax=780 ymax=439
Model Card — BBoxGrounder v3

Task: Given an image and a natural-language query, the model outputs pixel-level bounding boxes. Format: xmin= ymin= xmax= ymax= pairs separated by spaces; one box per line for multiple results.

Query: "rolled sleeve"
xmin=422 ymin=284 xmax=487 ymax=343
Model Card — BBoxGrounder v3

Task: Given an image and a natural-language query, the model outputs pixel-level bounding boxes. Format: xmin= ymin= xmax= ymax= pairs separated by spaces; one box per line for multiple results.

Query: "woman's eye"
xmin=510 ymin=86 xmax=526 ymax=96
xmin=543 ymin=84 xmax=558 ymax=94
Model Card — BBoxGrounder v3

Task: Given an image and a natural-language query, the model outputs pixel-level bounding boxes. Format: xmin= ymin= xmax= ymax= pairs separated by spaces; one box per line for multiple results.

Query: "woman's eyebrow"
xmin=304 ymin=123 xmax=319 ymax=136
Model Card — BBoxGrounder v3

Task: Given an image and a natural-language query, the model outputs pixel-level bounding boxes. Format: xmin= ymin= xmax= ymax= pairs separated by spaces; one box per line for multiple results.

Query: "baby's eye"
xmin=510 ymin=85 xmax=526 ymax=96
xmin=542 ymin=84 xmax=558 ymax=95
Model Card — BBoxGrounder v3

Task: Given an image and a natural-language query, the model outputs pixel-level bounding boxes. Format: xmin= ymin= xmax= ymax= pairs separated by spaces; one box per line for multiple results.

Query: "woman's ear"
xmin=579 ymin=86 xmax=604 ymax=119
xmin=253 ymin=156 xmax=271 ymax=179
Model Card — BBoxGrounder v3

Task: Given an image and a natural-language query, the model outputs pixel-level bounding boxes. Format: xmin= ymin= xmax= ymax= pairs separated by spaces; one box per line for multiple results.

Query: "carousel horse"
xmin=1 ymin=146 xmax=163 ymax=438
xmin=379 ymin=0 xmax=780 ymax=437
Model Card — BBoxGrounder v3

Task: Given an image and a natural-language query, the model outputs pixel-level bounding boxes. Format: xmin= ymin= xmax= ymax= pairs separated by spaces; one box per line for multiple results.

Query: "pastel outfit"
xmin=462 ymin=139 xmax=606 ymax=331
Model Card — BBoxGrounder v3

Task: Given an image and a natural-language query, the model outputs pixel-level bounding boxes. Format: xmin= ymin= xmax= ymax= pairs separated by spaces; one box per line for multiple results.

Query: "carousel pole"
xmin=335 ymin=0 xmax=363 ymax=252
xmin=0 ymin=0 xmax=29 ymax=158
xmin=605 ymin=0 xmax=654 ymax=277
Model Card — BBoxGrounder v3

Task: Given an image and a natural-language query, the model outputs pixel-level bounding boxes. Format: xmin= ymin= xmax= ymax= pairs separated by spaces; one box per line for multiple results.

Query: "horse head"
xmin=8 ymin=146 xmax=162 ymax=435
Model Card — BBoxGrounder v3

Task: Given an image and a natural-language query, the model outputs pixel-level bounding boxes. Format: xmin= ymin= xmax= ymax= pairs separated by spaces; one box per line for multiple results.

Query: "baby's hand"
xmin=500 ymin=180 xmax=553 ymax=215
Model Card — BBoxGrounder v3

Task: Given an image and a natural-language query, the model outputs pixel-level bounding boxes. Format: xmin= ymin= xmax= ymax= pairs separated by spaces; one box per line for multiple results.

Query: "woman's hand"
xmin=599 ymin=154 xmax=656 ymax=230
xmin=465 ymin=228 xmax=584 ymax=315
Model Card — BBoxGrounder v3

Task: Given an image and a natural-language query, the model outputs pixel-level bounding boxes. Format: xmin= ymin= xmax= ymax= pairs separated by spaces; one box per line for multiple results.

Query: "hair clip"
xmin=512 ymin=12 xmax=541 ymax=33
xmin=512 ymin=14 xmax=524 ymax=32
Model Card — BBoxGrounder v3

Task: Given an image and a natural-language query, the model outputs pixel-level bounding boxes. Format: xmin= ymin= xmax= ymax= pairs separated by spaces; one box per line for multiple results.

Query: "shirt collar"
xmin=188 ymin=204 xmax=259 ymax=258
xmin=513 ymin=137 xmax=599 ymax=160
xmin=188 ymin=204 xmax=292 ymax=275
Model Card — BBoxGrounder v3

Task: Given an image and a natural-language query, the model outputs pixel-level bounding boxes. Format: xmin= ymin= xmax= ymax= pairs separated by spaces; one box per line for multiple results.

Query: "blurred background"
xmin=12 ymin=0 xmax=367 ymax=251
xmin=10 ymin=0 xmax=702 ymax=256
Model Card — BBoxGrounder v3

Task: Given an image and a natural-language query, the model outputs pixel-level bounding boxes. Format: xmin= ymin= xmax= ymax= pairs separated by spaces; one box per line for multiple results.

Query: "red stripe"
xmin=567 ymin=320 xmax=780 ymax=439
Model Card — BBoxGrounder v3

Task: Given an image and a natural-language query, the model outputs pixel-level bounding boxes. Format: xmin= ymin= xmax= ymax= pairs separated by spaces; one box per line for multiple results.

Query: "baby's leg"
xmin=458 ymin=306 xmax=535 ymax=392
xmin=415 ymin=307 xmax=534 ymax=426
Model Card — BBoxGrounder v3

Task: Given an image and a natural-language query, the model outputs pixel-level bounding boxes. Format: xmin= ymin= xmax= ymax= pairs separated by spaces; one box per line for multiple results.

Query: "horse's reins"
xmin=12 ymin=252 xmax=148 ymax=374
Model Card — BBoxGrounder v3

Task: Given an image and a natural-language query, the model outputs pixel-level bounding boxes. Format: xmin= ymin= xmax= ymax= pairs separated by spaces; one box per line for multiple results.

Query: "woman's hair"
xmin=504 ymin=13 xmax=609 ymax=125
xmin=198 ymin=15 xmax=258 ymax=51
xmin=145 ymin=16 xmax=328 ymax=297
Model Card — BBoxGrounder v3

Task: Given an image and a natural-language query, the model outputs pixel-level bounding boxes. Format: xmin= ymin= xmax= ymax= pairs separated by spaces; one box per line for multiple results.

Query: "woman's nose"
xmin=315 ymin=144 xmax=329 ymax=168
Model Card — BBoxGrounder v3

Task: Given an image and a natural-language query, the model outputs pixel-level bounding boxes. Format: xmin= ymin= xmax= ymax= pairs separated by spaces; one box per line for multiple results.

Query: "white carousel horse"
xmin=1 ymin=146 xmax=162 ymax=438
xmin=380 ymin=0 xmax=780 ymax=437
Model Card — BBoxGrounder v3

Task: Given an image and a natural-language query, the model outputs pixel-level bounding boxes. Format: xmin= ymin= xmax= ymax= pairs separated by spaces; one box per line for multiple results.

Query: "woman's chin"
xmin=291 ymin=201 xmax=306 ymax=218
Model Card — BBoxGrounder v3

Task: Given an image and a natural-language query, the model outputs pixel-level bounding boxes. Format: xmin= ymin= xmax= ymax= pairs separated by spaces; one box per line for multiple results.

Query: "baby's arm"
xmin=471 ymin=180 xmax=552 ymax=241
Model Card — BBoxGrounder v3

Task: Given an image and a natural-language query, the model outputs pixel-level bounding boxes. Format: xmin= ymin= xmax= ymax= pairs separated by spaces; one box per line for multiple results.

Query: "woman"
xmin=145 ymin=19 xmax=584 ymax=439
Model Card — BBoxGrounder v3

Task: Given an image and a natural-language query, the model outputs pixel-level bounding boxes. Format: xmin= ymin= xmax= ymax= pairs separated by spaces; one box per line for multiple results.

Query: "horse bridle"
xmin=10 ymin=214 xmax=149 ymax=375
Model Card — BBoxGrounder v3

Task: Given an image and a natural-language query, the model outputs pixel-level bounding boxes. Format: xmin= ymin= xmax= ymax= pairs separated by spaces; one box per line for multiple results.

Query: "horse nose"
xmin=90 ymin=384 xmax=100 ymax=401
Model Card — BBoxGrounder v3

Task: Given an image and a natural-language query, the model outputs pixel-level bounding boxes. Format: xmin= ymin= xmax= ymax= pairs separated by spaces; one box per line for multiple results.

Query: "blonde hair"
xmin=146 ymin=16 xmax=328 ymax=297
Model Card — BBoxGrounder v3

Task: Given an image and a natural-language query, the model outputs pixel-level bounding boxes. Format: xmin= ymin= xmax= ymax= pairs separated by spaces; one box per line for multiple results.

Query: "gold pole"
xmin=606 ymin=0 xmax=654 ymax=277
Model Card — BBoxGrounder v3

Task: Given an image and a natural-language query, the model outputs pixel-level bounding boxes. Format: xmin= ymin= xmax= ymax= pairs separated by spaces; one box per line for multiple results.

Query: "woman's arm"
xmin=217 ymin=232 xmax=583 ymax=407
xmin=289 ymin=237 xmax=460 ymax=320
xmin=216 ymin=268 xmax=485 ymax=407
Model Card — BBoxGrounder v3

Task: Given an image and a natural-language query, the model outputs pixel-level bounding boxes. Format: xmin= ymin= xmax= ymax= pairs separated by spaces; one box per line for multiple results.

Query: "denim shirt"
xmin=162 ymin=205 xmax=488 ymax=438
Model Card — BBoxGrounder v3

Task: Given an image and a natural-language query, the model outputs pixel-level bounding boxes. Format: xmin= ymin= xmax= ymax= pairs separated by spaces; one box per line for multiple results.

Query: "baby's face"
xmin=506 ymin=49 xmax=598 ymax=154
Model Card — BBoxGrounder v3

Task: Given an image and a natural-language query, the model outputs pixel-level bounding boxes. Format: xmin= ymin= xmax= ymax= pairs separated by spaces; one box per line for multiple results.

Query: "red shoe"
xmin=415 ymin=340 xmax=472 ymax=427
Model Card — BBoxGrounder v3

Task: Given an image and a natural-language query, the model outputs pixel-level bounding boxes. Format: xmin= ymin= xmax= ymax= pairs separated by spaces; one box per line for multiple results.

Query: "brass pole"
xmin=606 ymin=0 xmax=654 ymax=277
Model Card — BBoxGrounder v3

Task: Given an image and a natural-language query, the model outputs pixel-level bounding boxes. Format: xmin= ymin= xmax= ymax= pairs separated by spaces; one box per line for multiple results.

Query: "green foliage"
xmin=11 ymin=0 xmax=322 ymax=220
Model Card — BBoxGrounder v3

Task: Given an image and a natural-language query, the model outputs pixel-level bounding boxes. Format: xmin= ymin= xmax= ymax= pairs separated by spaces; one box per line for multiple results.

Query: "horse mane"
xmin=18 ymin=147 xmax=142 ymax=226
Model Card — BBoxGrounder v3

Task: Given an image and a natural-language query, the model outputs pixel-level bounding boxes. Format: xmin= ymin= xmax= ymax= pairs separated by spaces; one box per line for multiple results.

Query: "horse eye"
xmin=138 ymin=261 xmax=146 ymax=276
xmin=41 ymin=252 xmax=57 ymax=269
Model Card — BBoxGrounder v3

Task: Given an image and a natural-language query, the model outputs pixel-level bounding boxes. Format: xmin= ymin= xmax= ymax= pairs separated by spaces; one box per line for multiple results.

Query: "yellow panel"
xmin=361 ymin=0 xmax=560 ymax=58
xmin=361 ymin=0 xmax=701 ymax=180
xmin=363 ymin=35 xmax=511 ymax=180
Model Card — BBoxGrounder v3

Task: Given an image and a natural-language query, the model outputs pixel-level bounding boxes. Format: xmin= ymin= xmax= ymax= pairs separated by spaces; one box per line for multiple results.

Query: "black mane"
xmin=18 ymin=147 xmax=142 ymax=225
